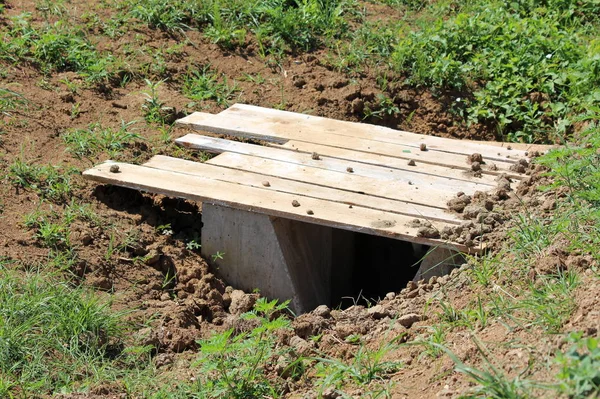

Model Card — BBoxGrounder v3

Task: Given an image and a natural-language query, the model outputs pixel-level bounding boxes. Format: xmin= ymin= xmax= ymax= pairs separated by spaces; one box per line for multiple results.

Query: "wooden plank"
xmin=144 ymin=155 xmax=462 ymax=224
xmin=270 ymin=140 xmax=525 ymax=182
xmin=206 ymin=152 xmax=462 ymax=210
xmin=83 ymin=161 xmax=478 ymax=252
xmin=176 ymin=109 xmax=521 ymax=173
xmin=175 ymin=134 xmax=498 ymax=190
xmin=223 ymin=104 xmax=537 ymax=161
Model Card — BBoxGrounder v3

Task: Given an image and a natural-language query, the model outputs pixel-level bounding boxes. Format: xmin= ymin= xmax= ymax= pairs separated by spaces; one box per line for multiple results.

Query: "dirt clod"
xmin=311 ymin=152 xmax=320 ymax=160
xmin=398 ymin=313 xmax=421 ymax=328
xmin=471 ymin=161 xmax=482 ymax=172
xmin=346 ymin=167 xmax=354 ymax=173
xmin=467 ymin=153 xmax=484 ymax=164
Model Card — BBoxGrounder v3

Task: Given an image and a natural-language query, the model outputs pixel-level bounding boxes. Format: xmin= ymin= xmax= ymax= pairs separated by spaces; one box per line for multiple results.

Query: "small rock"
xmin=313 ymin=305 xmax=331 ymax=318
xmin=229 ymin=290 xmax=257 ymax=315
xmin=385 ymin=292 xmax=395 ymax=300
xmin=463 ymin=204 xmax=487 ymax=220
xmin=145 ymin=250 xmax=161 ymax=265
xmin=407 ymin=159 xmax=416 ymax=166
xmin=290 ymin=335 xmax=313 ymax=356
xmin=420 ymin=143 xmax=427 ymax=151
xmin=346 ymin=167 xmax=354 ymax=173
xmin=262 ymin=181 xmax=271 ymax=187
xmin=367 ymin=305 xmax=389 ymax=319
xmin=321 ymin=387 xmax=341 ymax=399
xmin=418 ymin=226 xmax=440 ymax=239
xmin=292 ymin=200 xmax=301 ymax=207
xmin=398 ymin=313 xmax=421 ymax=328
xmin=81 ymin=234 xmax=93 ymax=246
xmin=109 ymin=164 xmax=120 ymax=173
xmin=311 ymin=152 xmax=320 ymax=160
xmin=306 ymin=209 xmax=314 ymax=215
xmin=471 ymin=161 xmax=482 ymax=172
xmin=468 ymin=153 xmax=483 ymax=164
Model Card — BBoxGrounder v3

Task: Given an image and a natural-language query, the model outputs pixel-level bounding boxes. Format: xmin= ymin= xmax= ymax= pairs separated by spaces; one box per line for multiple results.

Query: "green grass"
xmin=182 ymin=65 xmax=240 ymax=108
xmin=8 ymin=158 xmax=77 ymax=202
xmin=0 ymin=264 xmax=123 ymax=396
xmin=390 ymin=2 xmax=600 ymax=142
xmin=0 ymin=14 xmax=125 ymax=86
xmin=62 ymin=120 xmax=142 ymax=159
xmin=192 ymin=298 xmax=294 ymax=399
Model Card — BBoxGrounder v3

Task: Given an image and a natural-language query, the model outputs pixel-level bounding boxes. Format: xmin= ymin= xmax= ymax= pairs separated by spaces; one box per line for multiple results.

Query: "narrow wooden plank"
xmin=228 ymin=104 xmax=537 ymax=161
xmin=176 ymin=109 xmax=520 ymax=173
xmin=271 ymin=140 xmax=524 ymax=181
xmin=175 ymin=134 xmax=498 ymax=190
xmin=144 ymin=155 xmax=462 ymax=224
xmin=83 ymin=161 xmax=478 ymax=252
xmin=206 ymin=152 xmax=463 ymax=210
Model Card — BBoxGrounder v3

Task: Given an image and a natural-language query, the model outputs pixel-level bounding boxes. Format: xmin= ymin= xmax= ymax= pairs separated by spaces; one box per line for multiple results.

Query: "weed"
xmin=192 ymin=298 xmax=293 ymax=398
xmin=142 ymin=79 xmax=172 ymax=124
xmin=0 ymin=266 xmax=124 ymax=395
xmin=555 ymin=332 xmax=600 ymax=398
xmin=211 ymin=251 xmax=225 ymax=262
xmin=314 ymin=336 xmax=402 ymax=388
xmin=182 ymin=65 xmax=239 ymax=108
xmin=440 ymin=338 xmax=536 ymax=398
xmin=8 ymin=157 xmax=76 ymax=201
xmin=63 ymin=120 xmax=142 ymax=159
xmin=0 ymin=87 xmax=29 ymax=117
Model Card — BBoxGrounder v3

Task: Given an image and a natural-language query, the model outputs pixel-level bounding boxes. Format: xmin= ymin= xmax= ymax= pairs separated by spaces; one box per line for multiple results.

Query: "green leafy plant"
xmin=555 ymin=332 xmax=600 ymax=398
xmin=8 ymin=158 xmax=76 ymax=202
xmin=314 ymin=336 xmax=403 ymax=388
xmin=192 ymin=298 xmax=293 ymax=399
xmin=63 ymin=120 xmax=142 ymax=159
xmin=182 ymin=65 xmax=239 ymax=108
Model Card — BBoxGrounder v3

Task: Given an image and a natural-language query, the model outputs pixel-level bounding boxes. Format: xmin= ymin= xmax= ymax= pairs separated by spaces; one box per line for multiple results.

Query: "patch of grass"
xmin=63 ymin=120 xmax=142 ymax=159
xmin=314 ymin=336 xmax=403 ymax=389
xmin=192 ymin=298 xmax=295 ymax=399
xmin=8 ymin=158 xmax=77 ymax=202
xmin=182 ymin=65 xmax=240 ymax=108
xmin=555 ymin=332 xmax=600 ymax=398
xmin=0 ymin=266 xmax=123 ymax=396
xmin=0 ymin=14 xmax=125 ymax=86
xmin=127 ymin=0 xmax=357 ymax=55
xmin=390 ymin=1 xmax=600 ymax=142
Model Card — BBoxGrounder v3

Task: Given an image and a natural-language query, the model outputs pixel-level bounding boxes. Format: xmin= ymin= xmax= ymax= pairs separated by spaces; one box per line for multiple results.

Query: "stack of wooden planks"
xmin=83 ymin=104 xmax=549 ymax=252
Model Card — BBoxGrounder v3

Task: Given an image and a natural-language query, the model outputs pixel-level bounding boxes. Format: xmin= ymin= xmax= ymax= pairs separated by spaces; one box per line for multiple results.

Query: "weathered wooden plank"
xmin=176 ymin=108 xmax=520 ymax=173
xmin=224 ymin=104 xmax=537 ymax=161
xmin=83 ymin=161 xmax=477 ymax=251
xmin=175 ymin=134 xmax=498 ymax=189
xmin=144 ymin=155 xmax=462 ymax=224
xmin=207 ymin=152 xmax=467 ymax=210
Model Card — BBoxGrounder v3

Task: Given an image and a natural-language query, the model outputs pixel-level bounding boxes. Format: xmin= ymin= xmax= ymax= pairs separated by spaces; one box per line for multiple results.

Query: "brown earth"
xmin=0 ymin=1 xmax=597 ymax=398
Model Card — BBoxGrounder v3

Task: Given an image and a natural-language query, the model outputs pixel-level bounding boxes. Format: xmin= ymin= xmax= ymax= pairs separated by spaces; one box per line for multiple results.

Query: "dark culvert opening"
xmin=330 ymin=230 xmax=464 ymax=309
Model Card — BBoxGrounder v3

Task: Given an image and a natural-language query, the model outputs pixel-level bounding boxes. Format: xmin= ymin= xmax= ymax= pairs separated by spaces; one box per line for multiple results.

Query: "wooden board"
xmin=206 ymin=152 xmax=473 ymax=210
xmin=271 ymin=140 xmax=525 ymax=181
xmin=83 ymin=161 xmax=479 ymax=252
xmin=144 ymin=155 xmax=462 ymax=224
xmin=175 ymin=104 xmax=530 ymax=172
xmin=175 ymin=134 xmax=498 ymax=190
